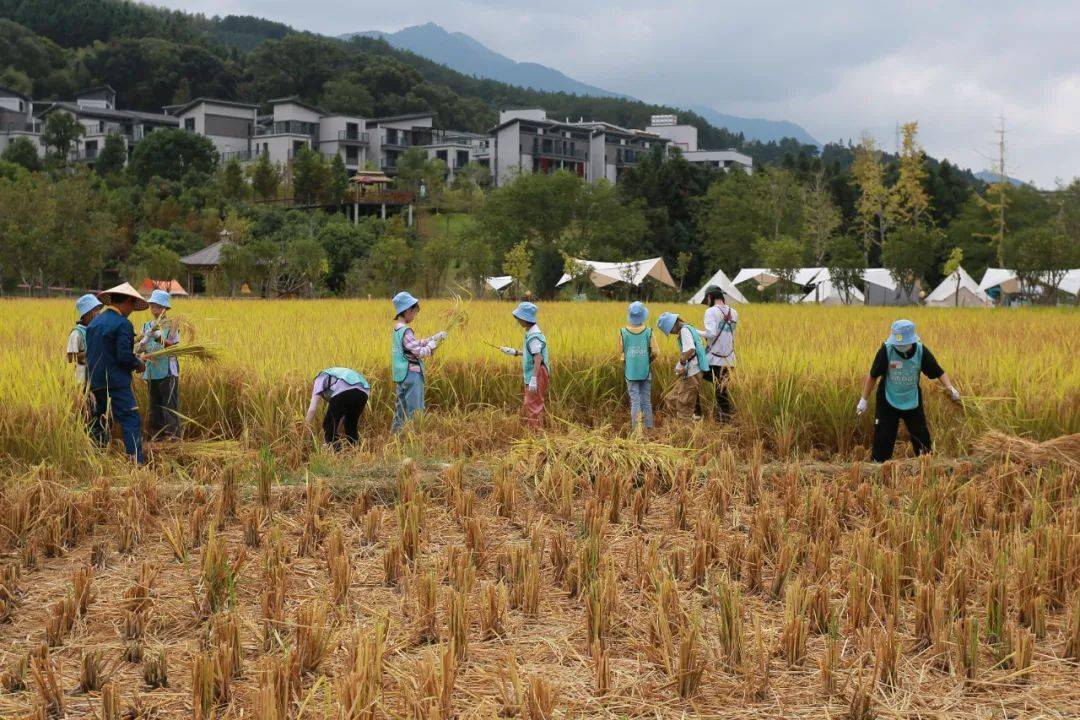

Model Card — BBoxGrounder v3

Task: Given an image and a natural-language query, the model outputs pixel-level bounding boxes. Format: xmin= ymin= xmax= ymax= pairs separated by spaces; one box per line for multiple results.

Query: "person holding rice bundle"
xmin=391 ymin=291 xmax=448 ymax=433
xmin=701 ymin=285 xmax=738 ymax=422
xmin=86 ymin=282 xmax=147 ymax=464
xmin=305 ymin=367 xmax=370 ymax=449
xmin=619 ymin=301 xmax=658 ymax=431
xmin=656 ymin=311 xmax=709 ymax=422
xmin=498 ymin=301 xmax=550 ymax=429
xmin=857 ymin=319 xmax=961 ymax=462
xmin=137 ymin=290 xmax=182 ymax=440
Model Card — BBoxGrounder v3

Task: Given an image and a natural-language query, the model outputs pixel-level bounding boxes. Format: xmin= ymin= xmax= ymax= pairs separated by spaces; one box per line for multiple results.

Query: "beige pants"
xmin=666 ymin=373 xmax=702 ymax=422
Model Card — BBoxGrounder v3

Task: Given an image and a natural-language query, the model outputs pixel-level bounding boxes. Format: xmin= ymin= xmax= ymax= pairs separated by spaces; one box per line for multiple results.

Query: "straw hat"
xmin=98 ymin=282 xmax=149 ymax=311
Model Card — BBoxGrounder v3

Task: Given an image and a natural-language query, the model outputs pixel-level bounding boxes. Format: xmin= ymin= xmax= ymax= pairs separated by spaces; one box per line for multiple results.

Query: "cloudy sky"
xmin=164 ymin=0 xmax=1078 ymax=186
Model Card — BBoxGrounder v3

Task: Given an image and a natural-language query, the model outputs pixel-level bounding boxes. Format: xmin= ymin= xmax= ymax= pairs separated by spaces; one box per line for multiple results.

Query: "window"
xmin=98 ymin=121 xmax=105 ymax=133
xmin=456 ymin=150 xmax=469 ymax=168
xmin=346 ymin=147 xmax=359 ymax=164
xmin=436 ymin=150 xmax=448 ymax=163
xmin=184 ymin=117 xmax=195 ymax=131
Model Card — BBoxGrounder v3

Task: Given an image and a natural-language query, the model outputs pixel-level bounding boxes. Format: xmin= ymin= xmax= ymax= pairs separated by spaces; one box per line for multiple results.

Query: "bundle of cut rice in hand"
xmin=142 ymin=343 xmax=220 ymax=363
xmin=974 ymin=430 xmax=1080 ymax=470
xmin=440 ymin=293 xmax=470 ymax=332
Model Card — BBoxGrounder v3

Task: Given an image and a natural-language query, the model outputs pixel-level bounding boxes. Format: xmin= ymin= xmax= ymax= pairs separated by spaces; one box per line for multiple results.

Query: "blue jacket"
xmin=86 ymin=308 xmax=142 ymax=390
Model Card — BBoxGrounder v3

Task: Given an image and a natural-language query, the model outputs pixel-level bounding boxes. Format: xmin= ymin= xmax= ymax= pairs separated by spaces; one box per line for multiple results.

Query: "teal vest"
xmin=884 ymin=343 xmax=922 ymax=411
xmin=522 ymin=329 xmax=549 ymax=383
xmin=621 ymin=327 xmax=652 ymax=381
xmin=73 ymin=323 xmax=87 ymax=341
xmin=319 ymin=367 xmax=370 ymax=396
xmin=391 ymin=325 xmax=422 ymax=383
xmin=141 ymin=320 xmax=176 ymax=381
xmin=684 ymin=324 xmax=709 ymax=373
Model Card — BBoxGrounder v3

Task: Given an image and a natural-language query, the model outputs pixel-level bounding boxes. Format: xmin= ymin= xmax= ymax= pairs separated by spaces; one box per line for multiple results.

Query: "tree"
xmin=887 ymin=121 xmax=931 ymax=227
xmin=316 ymin=215 xmax=380 ymax=293
xmin=850 ymin=134 xmax=888 ymax=260
xmin=753 ymin=234 xmax=803 ymax=300
xmin=882 ymin=225 xmax=939 ymax=297
xmin=1003 ymin=225 xmax=1077 ymax=304
xmin=674 ymin=251 xmax=693 ymax=294
xmin=40 ymin=111 xmax=84 ymax=163
xmin=1 ymin=136 xmax=40 ymax=172
xmin=320 ymin=75 xmax=375 ymax=116
xmin=291 ymin=148 xmax=330 ymax=205
xmin=395 ymin=147 xmax=431 ymax=194
xmin=942 ymin=246 xmax=964 ymax=307
xmin=327 ymin=153 xmax=349 ymax=204
xmin=249 ymin=153 xmax=281 ymax=201
xmin=561 ymin=181 xmax=648 ymax=260
xmin=361 ymin=225 xmax=413 ymax=296
xmin=801 ymin=171 xmax=842 ymax=264
xmin=126 ymin=238 xmax=181 ymax=280
xmin=826 ymin=233 xmax=866 ymax=304
xmin=219 ymin=159 xmax=248 ymax=200
xmin=94 ymin=132 xmax=127 ymax=177
xmin=503 ymin=241 xmax=534 ymax=299
xmin=128 ymin=128 xmax=217 ymax=183
xmin=694 ymin=170 xmax=772 ymax=273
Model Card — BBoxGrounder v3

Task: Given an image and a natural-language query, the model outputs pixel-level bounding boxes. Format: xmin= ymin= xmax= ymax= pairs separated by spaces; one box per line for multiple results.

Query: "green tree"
xmin=316 ymin=215 xmax=380 ymax=292
xmin=801 ymin=172 xmax=841 ymax=264
xmin=942 ymin=246 xmax=965 ymax=307
xmin=887 ymin=121 xmax=931 ymax=227
xmin=128 ymin=128 xmax=217 ymax=183
xmin=361 ymin=225 xmax=413 ymax=295
xmin=327 ymin=153 xmax=349 ymax=204
xmin=0 ymin=136 xmax=40 ymax=172
xmin=561 ymin=180 xmax=648 ymax=260
xmin=826 ymin=233 xmax=866 ymax=304
xmin=882 ymin=225 xmax=939 ymax=297
xmin=1003 ymin=225 xmax=1077 ymax=303
xmin=502 ymin=240 xmax=534 ymax=299
xmin=40 ymin=111 xmax=84 ymax=163
xmin=219 ymin=158 xmax=248 ymax=200
xmin=851 ymin=133 xmax=888 ymax=260
xmin=94 ymin=132 xmax=127 ymax=177
xmin=249 ymin=153 xmax=281 ymax=201
xmin=126 ymin=238 xmax=181 ymax=280
xmin=320 ymin=75 xmax=375 ymax=116
xmin=291 ymin=147 xmax=330 ymax=205
xmin=395 ymin=147 xmax=431 ymax=193
xmin=752 ymin=234 xmax=803 ymax=300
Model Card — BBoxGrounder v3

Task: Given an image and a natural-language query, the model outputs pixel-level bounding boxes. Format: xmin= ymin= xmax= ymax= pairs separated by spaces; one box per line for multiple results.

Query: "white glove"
xmin=856 ymin=397 xmax=868 ymax=416
xmin=428 ymin=339 xmax=439 ymax=350
xmin=674 ymin=362 xmax=685 ymax=376
xmin=950 ymin=387 xmax=961 ymax=403
xmin=432 ymin=331 xmax=448 ymax=343
xmin=499 ymin=346 xmax=518 ymax=356
xmin=527 ymin=375 xmax=538 ymax=392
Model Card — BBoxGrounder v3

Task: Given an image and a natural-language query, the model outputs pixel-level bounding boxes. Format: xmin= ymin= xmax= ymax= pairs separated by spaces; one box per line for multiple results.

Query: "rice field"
xmin=0 ymin=298 xmax=1077 ymax=719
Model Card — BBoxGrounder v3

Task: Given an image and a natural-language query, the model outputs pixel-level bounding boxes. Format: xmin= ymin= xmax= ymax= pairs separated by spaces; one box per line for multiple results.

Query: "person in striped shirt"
xmin=390 ymin=291 xmax=448 ymax=432
xmin=306 ymin=367 xmax=371 ymax=449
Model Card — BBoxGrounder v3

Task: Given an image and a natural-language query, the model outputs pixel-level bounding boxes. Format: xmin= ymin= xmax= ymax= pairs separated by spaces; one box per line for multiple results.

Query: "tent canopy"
xmin=979 ymin=268 xmax=1022 ymax=294
xmin=800 ymin=279 xmax=864 ymax=305
xmin=688 ymin=268 xmax=748 ymax=304
xmin=557 ymin=257 xmax=676 ymax=289
xmin=485 ymin=275 xmax=514 ymax=292
xmin=732 ymin=267 xmax=826 ymax=289
xmin=925 ymin=266 xmax=990 ymax=307
xmin=139 ymin=278 xmax=189 ymax=296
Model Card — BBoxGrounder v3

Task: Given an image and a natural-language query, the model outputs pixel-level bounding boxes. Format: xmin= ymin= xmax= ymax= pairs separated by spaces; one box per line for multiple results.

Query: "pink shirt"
xmin=395 ymin=321 xmax=436 ymax=373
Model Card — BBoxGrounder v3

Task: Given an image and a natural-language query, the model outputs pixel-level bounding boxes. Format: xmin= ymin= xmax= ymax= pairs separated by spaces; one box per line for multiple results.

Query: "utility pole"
xmin=995 ymin=114 xmax=1007 ymax=266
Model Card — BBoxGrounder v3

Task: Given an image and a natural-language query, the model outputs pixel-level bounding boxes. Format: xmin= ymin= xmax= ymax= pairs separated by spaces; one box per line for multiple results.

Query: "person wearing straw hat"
xmin=857 ymin=319 xmax=961 ymax=462
xmin=701 ymin=285 xmax=738 ymax=421
xmin=619 ymin=301 xmax=658 ymax=431
xmin=305 ymin=367 xmax=371 ymax=449
xmin=391 ymin=291 xmax=448 ymax=433
xmin=86 ymin=282 xmax=148 ymax=464
xmin=67 ymin=293 xmax=103 ymax=387
xmin=137 ymin=289 xmax=182 ymax=440
xmin=498 ymin=301 xmax=550 ymax=429
xmin=656 ymin=311 xmax=708 ymax=422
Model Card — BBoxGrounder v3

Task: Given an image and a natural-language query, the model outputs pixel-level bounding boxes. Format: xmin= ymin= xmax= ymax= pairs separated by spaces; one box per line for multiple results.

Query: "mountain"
xmin=344 ymin=23 xmax=625 ymax=98
xmin=689 ymin=105 xmax=819 ymax=147
xmin=973 ymin=170 xmax=1027 ymax=188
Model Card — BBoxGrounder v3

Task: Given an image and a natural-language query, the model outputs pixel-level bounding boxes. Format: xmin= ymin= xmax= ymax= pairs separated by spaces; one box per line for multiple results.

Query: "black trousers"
xmin=871 ymin=401 xmax=932 ymax=462
xmin=146 ymin=376 xmax=181 ymax=440
xmin=323 ymin=389 xmax=367 ymax=449
xmin=710 ymin=365 xmax=733 ymax=420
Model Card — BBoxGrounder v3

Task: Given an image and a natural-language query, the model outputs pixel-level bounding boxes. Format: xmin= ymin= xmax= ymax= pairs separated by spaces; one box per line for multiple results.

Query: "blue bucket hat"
xmin=885 ymin=319 xmax=919 ymax=346
xmin=392 ymin=291 xmax=420 ymax=317
xmin=627 ymin=301 xmax=648 ymax=325
xmin=148 ymin=289 xmax=172 ymax=308
xmin=512 ymin=301 xmax=538 ymax=325
xmin=75 ymin=293 xmax=102 ymax=319
xmin=656 ymin=312 xmax=679 ymax=335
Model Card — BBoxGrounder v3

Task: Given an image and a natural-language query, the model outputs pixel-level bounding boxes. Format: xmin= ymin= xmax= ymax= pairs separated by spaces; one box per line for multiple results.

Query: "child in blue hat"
xmin=619 ymin=301 xmax=657 ymax=430
xmin=68 ymin=293 xmax=103 ymax=387
xmin=499 ymin=302 xmax=549 ymax=429
xmin=138 ymin=289 xmax=182 ymax=440
xmin=391 ymin=291 xmax=449 ymax=432
xmin=857 ymin=319 xmax=961 ymax=461
xmin=656 ymin=311 xmax=709 ymax=422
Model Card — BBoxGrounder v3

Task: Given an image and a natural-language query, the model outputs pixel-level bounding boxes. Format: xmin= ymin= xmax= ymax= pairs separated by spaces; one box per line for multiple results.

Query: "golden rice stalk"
xmin=294 ymin=600 xmax=330 ymax=675
xmin=525 ymin=675 xmax=555 ymax=720
xmin=142 ymin=342 xmax=220 ymax=363
xmin=256 ymin=653 xmax=290 ymax=720
xmin=1064 ymin=590 xmax=1080 ymax=661
xmin=30 ymin=654 xmax=64 ymax=720
xmin=337 ymin=620 xmax=387 ymax=720
xmin=974 ymin=430 xmax=1080 ymax=470
xmin=445 ymin=588 xmax=469 ymax=660
xmin=79 ymin=649 xmax=107 ymax=693
xmin=781 ymin=580 xmax=809 ymax=667
xmin=414 ymin=569 xmax=439 ymax=644
xmin=2 ymin=654 xmax=28 ymax=693
xmin=143 ymin=647 xmax=168 ymax=689
xmin=100 ymin=682 xmax=121 ymax=720
xmin=819 ymin=635 xmax=840 ymax=697
xmin=72 ymin=564 xmax=93 ymax=617
xmin=479 ymin=581 xmax=508 ymax=640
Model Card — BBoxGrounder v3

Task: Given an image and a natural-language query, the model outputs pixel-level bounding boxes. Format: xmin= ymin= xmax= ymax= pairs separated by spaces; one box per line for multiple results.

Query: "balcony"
xmin=533 ymin=142 xmax=586 ymax=160
xmin=221 ymin=149 xmax=254 ymax=163
xmin=255 ymin=121 xmax=319 ymax=137
xmin=338 ymin=130 xmax=369 ymax=143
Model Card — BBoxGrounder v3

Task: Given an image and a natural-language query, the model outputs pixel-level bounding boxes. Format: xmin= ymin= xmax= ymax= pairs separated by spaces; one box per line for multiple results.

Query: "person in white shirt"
xmin=68 ymin=294 xmax=103 ymax=387
xmin=656 ymin=312 xmax=708 ymax=422
xmin=701 ymin=285 xmax=738 ymax=421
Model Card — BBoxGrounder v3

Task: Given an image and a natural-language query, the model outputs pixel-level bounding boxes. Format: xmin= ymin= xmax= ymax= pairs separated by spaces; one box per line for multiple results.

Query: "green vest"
xmin=684 ymin=324 xmax=709 ymax=374
xmin=73 ymin=323 xmax=87 ymax=341
xmin=320 ymin=367 xmax=370 ymax=397
xmin=522 ymin=329 xmax=549 ymax=383
xmin=391 ymin=325 xmax=422 ymax=383
xmin=884 ymin=343 xmax=922 ymax=411
xmin=621 ymin=327 xmax=652 ymax=381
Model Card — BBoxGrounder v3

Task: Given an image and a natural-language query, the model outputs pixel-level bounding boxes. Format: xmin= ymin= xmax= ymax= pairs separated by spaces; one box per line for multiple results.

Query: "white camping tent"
xmin=861 ymin=268 xmax=921 ymax=306
xmin=557 ymin=257 xmax=676 ymax=289
xmin=485 ymin=275 xmax=514 ymax=292
xmin=800 ymin=279 xmax=864 ymax=305
xmin=1055 ymin=269 xmax=1080 ymax=298
xmin=731 ymin=267 xmax=827 ymax=289
xmin=925 ymin=266 xmax=991 ymax=307
xmin=688 ymin=268 xmax=748 ymax=304
xmin=978 ymin=268 xmax=1021 ymax=295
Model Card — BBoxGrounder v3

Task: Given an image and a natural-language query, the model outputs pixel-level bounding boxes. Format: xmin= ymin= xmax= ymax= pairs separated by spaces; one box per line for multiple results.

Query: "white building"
xmin=646 ymin=114 xmax=753 ymax=173
xmin=0 ymin=85 xmax=41 ymax=158
xmin=165 ymin=98 xmax=258 ymax=160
